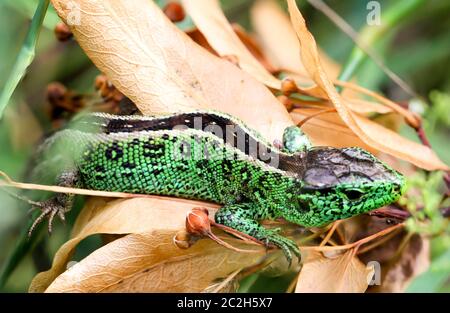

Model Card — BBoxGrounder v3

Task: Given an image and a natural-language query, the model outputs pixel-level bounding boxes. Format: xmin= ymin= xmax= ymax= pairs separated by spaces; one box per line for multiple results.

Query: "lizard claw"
xmin=28 ymin=198 xmax=67 ymax=237
xmin=263 ymin=233 xmax=301 ymax=268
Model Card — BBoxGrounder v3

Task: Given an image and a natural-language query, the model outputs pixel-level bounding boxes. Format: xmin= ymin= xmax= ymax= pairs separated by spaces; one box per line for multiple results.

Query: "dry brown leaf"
xmin=186 ymin=28 xmax=218 ymax=56
xmin=51 ymin=0 xmax=294 ymax=144
xmin=296 ymin=249 xmax=372 ymax=293
xmin=344 ymin=98 xmax=393 ymax=115
xmin=363 ymin=234 xmax=430 ymax=293
xmin=183 ymin=0 xmax=396 ymax=118
xmin=251 ymin=0 xmax=340 ymax=80
xmin=231 ymin=24 xmax=278 ymax=74
xmin=336 ymin=80 xmax=417 ymax=125
xmin=287 ymin=0 xmax=448 ymax=171
xmin=187 ymin=24 xmax=277 ymax=75
xmin=29 ymin=197 xmax=265 ymax=292
xmin=45 ymin=232 xmax=264 ymax=292
xmin=181 ymin=0 xmax=281 ymax=89
xmin=290 ymin=109 xmax=373 ymax=151
xmin=182 ymin=0 xmax=328 ymax=101
xmin=29 ymin=197 xmax=215 ymax=292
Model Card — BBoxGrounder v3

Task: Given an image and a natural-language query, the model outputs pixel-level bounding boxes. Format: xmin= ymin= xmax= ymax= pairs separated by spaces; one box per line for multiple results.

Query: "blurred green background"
xmin=0 ymin=0 xmax=448 ymax=292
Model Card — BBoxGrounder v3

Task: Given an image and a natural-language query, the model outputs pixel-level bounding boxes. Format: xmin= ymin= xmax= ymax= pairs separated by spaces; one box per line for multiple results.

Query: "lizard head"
xmin=286 ymin=147 xmax=405 ymax=227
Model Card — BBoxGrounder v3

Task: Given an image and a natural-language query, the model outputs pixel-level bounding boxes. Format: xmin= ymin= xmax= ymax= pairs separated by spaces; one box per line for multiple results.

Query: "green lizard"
xmin=29 ymin=111 xmax=405 ymax=264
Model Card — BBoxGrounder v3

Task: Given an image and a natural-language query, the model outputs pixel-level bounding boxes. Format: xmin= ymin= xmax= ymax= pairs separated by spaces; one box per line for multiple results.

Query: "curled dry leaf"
xmin=250 ymin=0 xmax=412 ymax=118
xmin=183 ymin=0 xmax=325 ymax=99
xmin=45 ymin=233 xmax=265 ymax=292
xmin=184 ymin=0 xmax=423 ymax=141
xmin=254 ymin=0 xmax=418 ymax=122
xmin=250 ymin=0 xmax=340 ymax=81
xmin=344 ymin=98 xmax=393 ymax=115
xmin=29 ymin=197 xmax=265 ymax=293
xmin=181 ymin=0 xmax=281 ymax=89
xmin=336 ymin=80 xmax=418 ymax=126
xmin=231 ymin=24 xmax=278 ymax=74
xmin=50 ymin=0 xmax=294 ymax=144
xmin=287 ymin=0 xmax=448 ymax=171
xmin=296 ymin=249 xmax=372 ymax=293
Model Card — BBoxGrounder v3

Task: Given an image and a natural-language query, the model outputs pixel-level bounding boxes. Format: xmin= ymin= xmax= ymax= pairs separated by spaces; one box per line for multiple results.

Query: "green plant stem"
xmin=337 ymin=0 xmax=426 ymax=84
xmin=0 ymin=0 xmax=49 ymax=119
xmin=2 ymin=0 xmax=58 ymax=30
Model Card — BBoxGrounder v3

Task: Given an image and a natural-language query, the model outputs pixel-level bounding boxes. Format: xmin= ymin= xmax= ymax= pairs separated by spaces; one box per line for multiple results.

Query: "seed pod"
xmin=95 ymin=74 xmax=124 ymax=103
xmin=281 ymin=77 xmax=298 ymax=96
xmin=46 ymin=82 xmax=85 ymax=122
xmin=185 ymin=207 xmax=211 ymax=236
xmin=163 ymin=2 xmax=186 ymax=23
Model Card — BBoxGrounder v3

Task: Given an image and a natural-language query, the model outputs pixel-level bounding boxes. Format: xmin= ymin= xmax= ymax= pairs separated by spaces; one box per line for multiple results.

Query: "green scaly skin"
xmin=30 ymin=111 xmax=405 ymax=265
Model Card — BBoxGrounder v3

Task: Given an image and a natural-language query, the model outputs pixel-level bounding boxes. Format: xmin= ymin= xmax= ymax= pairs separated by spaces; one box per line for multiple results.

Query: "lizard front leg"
xmin=28 ymin=169 xmax=79 ymax=236
xmin=214 ymin=203 xmax=301 ymax=266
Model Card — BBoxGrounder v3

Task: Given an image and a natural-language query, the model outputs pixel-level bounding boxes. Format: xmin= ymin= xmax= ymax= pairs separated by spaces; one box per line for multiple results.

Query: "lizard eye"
xmin=343 ymin=189 xmax=364 ymax=201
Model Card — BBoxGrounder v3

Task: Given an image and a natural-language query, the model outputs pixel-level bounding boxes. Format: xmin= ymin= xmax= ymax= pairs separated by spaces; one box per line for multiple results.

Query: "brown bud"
xmin=163 ymin=2 xmax=186 ymax=23
xmin=45 ymin=82 xmax=85 ymax=122
xmin=46 ymin=82 xmax=67 ymax=105
xmin=54 ymin=22 xmax=73 ymax=42
xmin=281 ymin=77 xmax=298 ymax=96
xmin=404 ymin=112 xmax=421 ymax=130
xmin=186 ymin=207 xmax=211 ymax=236
xmin=94 ymin=74 xmax=108 ymax=91
xmin=94 ymin=74 xmax=124 ymax=103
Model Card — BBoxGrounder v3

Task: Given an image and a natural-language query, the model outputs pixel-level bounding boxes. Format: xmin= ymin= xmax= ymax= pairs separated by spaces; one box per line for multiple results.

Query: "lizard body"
xmin=31 ymin=111 xmax=405 ymax=263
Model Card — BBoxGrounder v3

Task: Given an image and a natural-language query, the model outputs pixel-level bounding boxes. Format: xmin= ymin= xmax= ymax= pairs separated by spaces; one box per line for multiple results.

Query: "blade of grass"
xmin=0 ymin=0 xmax=49 ymax=119
xmin=336 ymin=0 xmax=426 ymax=83
xmin=2 ymin=0 xmax=58 ymax=30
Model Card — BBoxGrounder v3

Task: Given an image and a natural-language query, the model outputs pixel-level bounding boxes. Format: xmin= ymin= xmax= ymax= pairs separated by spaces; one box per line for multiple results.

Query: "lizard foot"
xmin=28 ymin=198 xmax=67 ymax=236
xmin=262 ymin=231 xmax=301 ymax=268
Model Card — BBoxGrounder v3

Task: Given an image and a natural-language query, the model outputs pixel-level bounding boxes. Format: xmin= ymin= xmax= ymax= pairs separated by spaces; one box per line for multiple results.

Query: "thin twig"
xmin=357 ymin=227 xmax=402 ymax=255
xmin=0 ymin=170 xmax=207 ymax=200
xmin=300 ymin=223 xmax=404 ymax=252
xmin=208 ymin=232 xmax=263 ymax=254
xmin=296 ymin=108 xmax=336 ymax=127
xmin=319 ymin=220 xmax=341 ymax=246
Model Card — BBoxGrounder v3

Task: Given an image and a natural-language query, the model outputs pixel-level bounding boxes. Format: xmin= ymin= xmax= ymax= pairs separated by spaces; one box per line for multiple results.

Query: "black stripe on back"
xmin=105 ymin=113 xmax=280 ymax=166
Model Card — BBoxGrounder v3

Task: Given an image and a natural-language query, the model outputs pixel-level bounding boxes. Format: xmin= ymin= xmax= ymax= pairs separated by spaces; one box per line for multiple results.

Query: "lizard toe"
xmin=264 ymin=233 xmax=301 ymax=266
xmin=28 ymin=198 xmax=68 ymax=237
